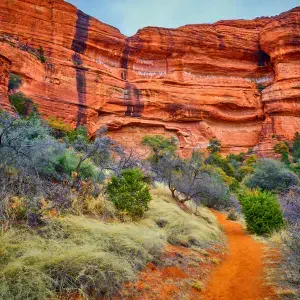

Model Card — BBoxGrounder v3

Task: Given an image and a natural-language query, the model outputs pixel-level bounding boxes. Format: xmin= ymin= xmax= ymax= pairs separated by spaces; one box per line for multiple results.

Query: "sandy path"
xmin=202 ymin=211 xmax=274 ymax=300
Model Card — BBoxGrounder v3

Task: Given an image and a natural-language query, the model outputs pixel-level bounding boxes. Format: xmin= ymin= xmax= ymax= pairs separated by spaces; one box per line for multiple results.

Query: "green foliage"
xmin=257 ymin=83 xmax=266 ymax=92
xmin=47 ymin=116 xmax=73 ymax=136
xmin=247 ymin=148 xmax=254 ymax=154
xmin=205 ymin=153 xmax=235 ymax=178
xmin=274 ymin=142 xmax=291 ymax=165
xmin=107 ymin=169 xmax=151 ymax=218
xmin=227 ymin=153 xmax=246 ymax=163
xmin=142 ymin=135 xmax=178 ymax=161
xmin=281 ymin=151 xmax=291 ymax=166
xmin=216 ymin=167 xmax=240 ymax=192
xmin=244 ymin=154 xmax=258 ymax=166
xmin=274 ymin=142 xmax=290 ymax=155
xmin=9 ymin=92 xmax=38 ymax=116
xmin=37 ymin=46 xmax=46 ymax=63
xmin=290 ymin=162 xmax=300 ymax=177
xmin=207 ymin=138 xmax=221 ymax=154
xmin=55 ymin=150 xmax=98 ymax=179
xmin=292 ymin=132 xmax=300 ymax=163
xmin=8 ymin=73 xmax=22 ymax=91
xmin=239 ymin=189 xmax=285 ymax=235
xmin=239 ymin=154 xmax=257 ymax=178
xmin=47 ymin=117 xmax=89 ymax=144
xmin=245 ymin=159 xmax=300 ymax=191
xmin=65 ymin=126 xmax=89 ymax=145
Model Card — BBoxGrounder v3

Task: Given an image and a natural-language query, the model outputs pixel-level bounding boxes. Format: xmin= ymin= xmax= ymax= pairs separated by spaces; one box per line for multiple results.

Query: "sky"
xmin=67 ymin=0 xmax=299 ymax=36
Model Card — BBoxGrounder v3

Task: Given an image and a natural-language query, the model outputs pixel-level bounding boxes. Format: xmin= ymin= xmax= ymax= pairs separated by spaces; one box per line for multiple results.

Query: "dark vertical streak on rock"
xmin=72 ymin=10 xmax=90 ymax=54
xmin=124 ymin=82 xmax=143 ymax=117
xmin=121 ymin=38 xmax=144 ymax=117
xmin=121 ymin=43 xmax=130 ymax=81
xmin=217 ymin=34 xmax=226 ymax=50
xmin=73 ymin=55 xmax=88 ymax=127
xmin=71 ymin=10 xmax=90 ymax=127
xmin=166 ymin=30 xmax=175 ymax=74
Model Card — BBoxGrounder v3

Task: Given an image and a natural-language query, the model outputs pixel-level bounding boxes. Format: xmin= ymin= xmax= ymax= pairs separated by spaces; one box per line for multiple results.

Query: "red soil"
xmin=117 ymin=245 xmax=222 ymax=299
xmin=202 ymin=211 xmax=276 ymax=300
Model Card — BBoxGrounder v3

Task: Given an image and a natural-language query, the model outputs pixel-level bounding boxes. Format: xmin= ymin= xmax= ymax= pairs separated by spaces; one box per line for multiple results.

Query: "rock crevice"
xmin=0 ymin=1 xmax=299 ymax=156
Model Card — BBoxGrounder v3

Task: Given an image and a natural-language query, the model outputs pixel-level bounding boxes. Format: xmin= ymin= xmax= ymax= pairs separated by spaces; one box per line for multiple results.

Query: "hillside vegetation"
xmin=0 ymin=186 xmax=221 ymax=299
xmin=0 ymin=76 xmax=300 ymax=299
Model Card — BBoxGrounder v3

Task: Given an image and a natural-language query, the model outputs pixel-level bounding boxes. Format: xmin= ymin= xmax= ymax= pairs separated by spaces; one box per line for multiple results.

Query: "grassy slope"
xmin=0 ymin=186 xmax=222 ymax=300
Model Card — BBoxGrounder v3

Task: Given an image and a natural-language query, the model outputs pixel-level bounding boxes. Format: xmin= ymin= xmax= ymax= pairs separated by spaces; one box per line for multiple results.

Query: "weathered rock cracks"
xmin=0 ymin=0 xmax=299 ymax=156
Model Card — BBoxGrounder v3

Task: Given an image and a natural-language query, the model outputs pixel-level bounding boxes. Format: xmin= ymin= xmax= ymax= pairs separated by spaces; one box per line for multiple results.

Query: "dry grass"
xmin=145 ymin=184 xmax=222 ymax=248
xmin=261 ymin=231 xmax=300 ymax=300
xmin=0 ymin=184 xmax=222 ymax=299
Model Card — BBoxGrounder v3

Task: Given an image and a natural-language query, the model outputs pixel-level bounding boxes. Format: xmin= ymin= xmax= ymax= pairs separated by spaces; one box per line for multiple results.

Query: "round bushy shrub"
xmin=107 ymin=169 xmax=151 ymax=218
xmin=239 ymin=189 xmax=285 ymax=235
xmin=245 ymin=159 xmax=300 ymax=192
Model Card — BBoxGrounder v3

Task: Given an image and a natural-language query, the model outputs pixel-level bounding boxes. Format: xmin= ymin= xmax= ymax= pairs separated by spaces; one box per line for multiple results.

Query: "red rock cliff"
xmin=0 ymin=0 xmax=299 ymax=156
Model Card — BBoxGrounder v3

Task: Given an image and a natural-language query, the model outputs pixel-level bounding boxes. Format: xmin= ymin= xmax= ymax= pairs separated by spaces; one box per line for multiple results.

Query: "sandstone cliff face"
xmin=0 ymin=0 xmax=299 ymax=156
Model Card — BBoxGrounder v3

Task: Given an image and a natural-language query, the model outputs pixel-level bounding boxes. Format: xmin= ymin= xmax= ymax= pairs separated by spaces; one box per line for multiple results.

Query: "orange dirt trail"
xmin=202 ymin=211 xmax=275 ymax=300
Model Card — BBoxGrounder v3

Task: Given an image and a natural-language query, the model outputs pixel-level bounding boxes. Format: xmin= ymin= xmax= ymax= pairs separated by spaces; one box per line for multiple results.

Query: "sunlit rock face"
xmin=0 ymin=1 xmax=299 ymax=156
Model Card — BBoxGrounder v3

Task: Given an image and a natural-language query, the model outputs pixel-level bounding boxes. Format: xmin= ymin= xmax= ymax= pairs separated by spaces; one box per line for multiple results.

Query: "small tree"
xmin=176 ymin=170 xmax=231 ymax=209
xmin=142 ymin=135 xmax=178 ymax=162
xmin=151 ymin=154 xmax=183 ymax=198
xmin=69 ymin=126 xmax=117 ymax=183
xmin=106 ymin=169 xmax=151 ymax=218
xmin=207 ymin=138 xmax=221 ymax=154
xmin=239 ymin=189 xmax=285 ymax=235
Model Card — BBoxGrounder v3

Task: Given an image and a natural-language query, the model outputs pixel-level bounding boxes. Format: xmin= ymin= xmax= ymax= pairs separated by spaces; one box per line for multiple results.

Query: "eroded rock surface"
xmin=0 ymin=1 xmax=299 ymax=156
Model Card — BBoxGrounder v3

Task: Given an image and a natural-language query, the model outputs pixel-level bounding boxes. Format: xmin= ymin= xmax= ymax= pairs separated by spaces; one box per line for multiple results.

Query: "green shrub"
xmin=37 ymin=46 xmax=46 ymax=63
xmin=257 ymin=83 xmax=266 ymax=92
xmin=245 ymin=159 xmax=300 ymax=191
xmin=239 ymin=189 xmax=284 ymax=235
xmin=290 ymin=163 xmax=300 ymax=177
xmin=293 ymin=132 xmax=300 ymax=162
xmin=205 ymin=153 xmax=235 ymax=177
xmin=55 ymin=150 xmax=98 ymax=179
xmin=47 ymin=117 xmax=89 ymax=145
xmin=207 ymin=138 xmax=221 ymax=154
xmin=47 ymin=116 xmax=73 ymax=137
xmin=9 ymin=92 xmax=38 ymax=116
xmin=274 ymin=141 xmax=290 ymax=155
xmin=66 ymin=126 xmax=89 ymax=144
xmin=274 ymin=142 xmax=291 ymax=165
xmin=107 ymin=169 xmax=151 ymax=218
xmin=8 ymin=73 xmax=22 ymax=91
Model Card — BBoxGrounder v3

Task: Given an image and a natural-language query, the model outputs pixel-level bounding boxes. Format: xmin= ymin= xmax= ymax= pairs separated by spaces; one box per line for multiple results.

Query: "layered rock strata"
xmin=0 ymin=0 xmax=299 ymax=156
